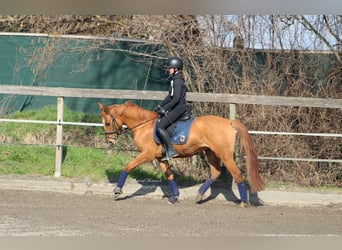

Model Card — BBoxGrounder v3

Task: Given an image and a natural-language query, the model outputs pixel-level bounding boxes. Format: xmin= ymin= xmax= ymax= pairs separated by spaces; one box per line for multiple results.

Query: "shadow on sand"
xmin=106 ymin=168 xmax=263 ymax=206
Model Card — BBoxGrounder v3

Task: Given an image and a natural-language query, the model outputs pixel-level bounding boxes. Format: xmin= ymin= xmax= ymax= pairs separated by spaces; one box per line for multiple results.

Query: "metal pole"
xmin=54 ymin=97 xmax=64 ymax=177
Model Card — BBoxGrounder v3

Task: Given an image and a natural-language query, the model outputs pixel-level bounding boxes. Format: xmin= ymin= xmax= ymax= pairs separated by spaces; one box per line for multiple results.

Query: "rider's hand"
xmin=153 ymin=105 xmax=161 ymax=112
xmin=153 ymin=105 xmax=165 ymax=115
xmin=158 ymin=107 xmax=166 ymax=115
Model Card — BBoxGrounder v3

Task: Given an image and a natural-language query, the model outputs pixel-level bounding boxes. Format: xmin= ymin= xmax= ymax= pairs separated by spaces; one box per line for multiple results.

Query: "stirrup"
xmin=161 ymin=149 xmax=178 ymax=161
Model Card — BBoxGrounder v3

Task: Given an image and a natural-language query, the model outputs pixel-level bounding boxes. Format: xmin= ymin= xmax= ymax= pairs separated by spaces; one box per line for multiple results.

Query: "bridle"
xmin=104 ymin=114 xmax=125 ymax=141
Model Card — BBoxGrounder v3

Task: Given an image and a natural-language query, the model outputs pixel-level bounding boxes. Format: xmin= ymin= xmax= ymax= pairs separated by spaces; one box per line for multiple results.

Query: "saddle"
xmin=178 ymin=109 xmax=192 ymax=121
xmin=153 ymin=110 xmax=195 ymax=145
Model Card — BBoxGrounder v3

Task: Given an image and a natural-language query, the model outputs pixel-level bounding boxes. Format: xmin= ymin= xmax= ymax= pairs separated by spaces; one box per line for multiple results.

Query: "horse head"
xmin=98 ymin=101 xmax=158 ymax=144
xmin=98 ymin=102 xmax=126 ymax=144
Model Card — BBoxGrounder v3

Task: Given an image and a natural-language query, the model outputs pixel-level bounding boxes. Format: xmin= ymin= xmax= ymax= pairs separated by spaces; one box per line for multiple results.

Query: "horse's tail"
xmin=231 ymin=120 xmax=265 ymax=193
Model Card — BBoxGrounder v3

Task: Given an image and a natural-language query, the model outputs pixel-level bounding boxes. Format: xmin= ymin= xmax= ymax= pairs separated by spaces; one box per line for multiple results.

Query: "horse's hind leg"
xmin=221 ymin=153 xmax=248 ymax=207
xmin=195 ymin=150 xmax=221 ymax=204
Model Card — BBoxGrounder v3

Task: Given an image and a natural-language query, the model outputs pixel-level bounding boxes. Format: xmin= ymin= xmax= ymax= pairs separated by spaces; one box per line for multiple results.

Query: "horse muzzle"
xmin=106 ymin=138 xmax=118 ymax=145
xmin=104 ymin=125 xmax=127 ymax=144
xmin=105 ymin=131 xmax=120 ymax=144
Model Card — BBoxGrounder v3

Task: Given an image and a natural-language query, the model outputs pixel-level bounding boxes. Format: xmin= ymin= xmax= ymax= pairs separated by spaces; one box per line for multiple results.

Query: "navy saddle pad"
xmin=153 ymin=117 xmax=195 ymax=145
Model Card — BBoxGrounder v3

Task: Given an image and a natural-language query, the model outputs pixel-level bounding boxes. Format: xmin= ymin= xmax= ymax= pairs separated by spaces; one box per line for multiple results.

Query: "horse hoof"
xmin=113 ymin=187 xmax=123 ymax=200
xmin=167 ymin=196 xmax=179 ymax=204
xmin=239 ymin=201 xmax=249 ymax=208
xmin=195 ymin=193 xmax=203 ymax=204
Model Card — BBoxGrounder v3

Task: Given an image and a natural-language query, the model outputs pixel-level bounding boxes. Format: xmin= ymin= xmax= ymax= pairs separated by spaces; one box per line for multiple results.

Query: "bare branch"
xmin=322 ymin=15 xmax=341 ymax=47
xmin=298 ymin=15 xmax=341 ymax=63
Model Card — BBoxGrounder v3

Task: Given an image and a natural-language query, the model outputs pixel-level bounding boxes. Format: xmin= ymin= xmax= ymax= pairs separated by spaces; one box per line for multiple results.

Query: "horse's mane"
xmin=124 ymin=101 xmax=158 ymax=120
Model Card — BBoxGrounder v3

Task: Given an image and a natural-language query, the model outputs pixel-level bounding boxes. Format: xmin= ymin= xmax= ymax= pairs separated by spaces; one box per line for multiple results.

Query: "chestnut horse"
xmin=98 ymin=101 xmax=265 ymax=206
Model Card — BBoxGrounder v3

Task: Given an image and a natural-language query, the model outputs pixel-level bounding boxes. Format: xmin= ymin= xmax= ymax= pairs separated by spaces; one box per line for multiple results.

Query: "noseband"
xmin=104 ymin=115 xmax=123 ymax=140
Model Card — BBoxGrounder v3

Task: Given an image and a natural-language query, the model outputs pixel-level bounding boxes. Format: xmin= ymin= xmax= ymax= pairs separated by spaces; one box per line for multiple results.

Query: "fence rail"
xmin=1 ymin=117 xmax=341 ymax=165
xmin=2 ymin=118 xmax=342 ymax=138
xmin=1 ymin=85 xmax=341 ymax=177
xmin=1 ymin=84 xmax=342 ymax=108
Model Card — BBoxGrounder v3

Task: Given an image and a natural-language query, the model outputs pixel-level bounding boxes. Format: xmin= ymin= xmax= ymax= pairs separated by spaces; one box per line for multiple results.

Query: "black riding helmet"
xmin=165 ymin=56 xmax=183 ymax=70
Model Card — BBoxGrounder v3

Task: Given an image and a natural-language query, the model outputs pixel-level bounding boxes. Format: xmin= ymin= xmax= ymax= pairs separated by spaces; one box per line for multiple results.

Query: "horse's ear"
xmin=98 ymin=102 xmax=107 ymax=113
xmin=98 ymin=102 xmax=104 ymax=110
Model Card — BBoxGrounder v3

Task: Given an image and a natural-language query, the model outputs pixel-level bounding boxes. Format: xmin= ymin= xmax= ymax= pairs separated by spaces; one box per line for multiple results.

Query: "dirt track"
xmin=1 ymin=189 xmax=341 ymax=236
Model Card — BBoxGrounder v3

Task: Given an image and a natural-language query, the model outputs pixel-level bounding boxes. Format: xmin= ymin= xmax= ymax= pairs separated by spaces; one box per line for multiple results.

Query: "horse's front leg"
xmin=159 ymin=161 xmax=179 ymax=204
xmin=113 ymin=152 xmax=153 ymax=199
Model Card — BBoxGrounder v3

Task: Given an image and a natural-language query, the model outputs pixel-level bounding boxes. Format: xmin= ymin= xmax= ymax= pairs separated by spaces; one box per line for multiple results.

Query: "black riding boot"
xmin=156 ymin=128 xmax=179 ymax=161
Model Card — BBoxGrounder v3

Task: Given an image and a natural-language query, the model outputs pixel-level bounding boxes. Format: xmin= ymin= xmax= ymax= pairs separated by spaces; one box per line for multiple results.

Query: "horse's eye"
xmin=102 ymin=118 xmax=110 ymax=127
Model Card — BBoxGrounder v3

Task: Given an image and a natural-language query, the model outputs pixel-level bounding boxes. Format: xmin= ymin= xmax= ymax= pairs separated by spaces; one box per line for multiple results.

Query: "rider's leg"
xmin=156 ymin=127 xmax=178 ymax=160
xmin=155 ymin=114 xmax=179 ymax=161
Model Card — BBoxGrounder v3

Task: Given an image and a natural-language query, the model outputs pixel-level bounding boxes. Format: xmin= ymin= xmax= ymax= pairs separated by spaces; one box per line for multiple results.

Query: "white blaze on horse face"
xmin=102 ymin=117 xmax=110 ymax=133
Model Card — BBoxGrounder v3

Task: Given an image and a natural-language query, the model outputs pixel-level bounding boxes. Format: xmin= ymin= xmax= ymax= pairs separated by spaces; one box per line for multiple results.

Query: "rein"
xmin=129 ymin=117 xmax=156 ymax=131
xmin=105 ymin=113 xmax=156 ymax=139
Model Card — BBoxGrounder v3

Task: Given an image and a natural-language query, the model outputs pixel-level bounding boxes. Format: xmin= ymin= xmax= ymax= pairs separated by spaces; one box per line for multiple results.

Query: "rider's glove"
xmin=153 ymin=105 xmax=166 ymax=115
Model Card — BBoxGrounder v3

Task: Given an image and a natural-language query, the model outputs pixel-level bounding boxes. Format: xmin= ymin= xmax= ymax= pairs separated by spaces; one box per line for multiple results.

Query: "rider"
xmin=153 ymin=56 xmax=191 ymax=161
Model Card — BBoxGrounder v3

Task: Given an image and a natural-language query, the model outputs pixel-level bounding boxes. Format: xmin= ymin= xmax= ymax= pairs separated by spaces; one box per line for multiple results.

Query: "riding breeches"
xmin=155 ymin=108 xmax=186 ymax=130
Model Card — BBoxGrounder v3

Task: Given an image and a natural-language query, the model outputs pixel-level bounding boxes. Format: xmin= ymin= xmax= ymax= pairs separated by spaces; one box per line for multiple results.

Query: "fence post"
xmin=226 ymin=103 xmax=237 ymax=188
xmin=229 ymin=103 xmax=236 ymax=120
xmin=54 ymin=96 xmax=64 ymax=177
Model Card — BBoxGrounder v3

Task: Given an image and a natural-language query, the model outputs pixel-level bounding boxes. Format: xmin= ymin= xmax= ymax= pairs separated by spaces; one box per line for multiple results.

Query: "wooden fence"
xmin=1 ymin=84 xmax=341 ymax=177
xmin=1 ymin=84 xmax=341 ymax=108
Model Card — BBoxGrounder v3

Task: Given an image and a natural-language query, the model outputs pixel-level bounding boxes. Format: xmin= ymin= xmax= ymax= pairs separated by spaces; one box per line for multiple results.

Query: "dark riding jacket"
xmin=157 ymin=72 xmax=190 ymax=129
xmin=160 ymin=72 xmax=189 ymax=114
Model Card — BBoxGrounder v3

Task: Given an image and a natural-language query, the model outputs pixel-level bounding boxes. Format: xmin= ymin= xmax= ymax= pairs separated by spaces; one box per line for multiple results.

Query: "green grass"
xmin=60 ymin=146 xmax=164 ymax=182
xmin=0 ymin=145 xmax=55 ymax=176
xmin=2 ymin=106 xmax=105 ymax=141
xmin=0 ymin=144 xmax=165 ymax=183
xmin=0 ymin=106 xmax=165 ymax=182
